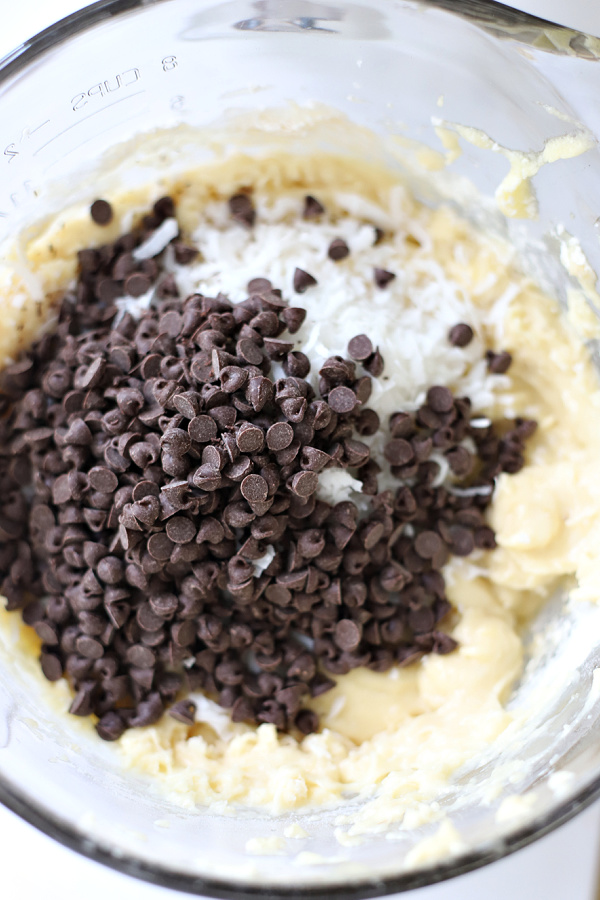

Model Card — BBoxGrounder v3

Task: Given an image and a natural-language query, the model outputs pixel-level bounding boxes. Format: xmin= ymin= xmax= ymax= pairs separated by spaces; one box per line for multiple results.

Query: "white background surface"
xmin=3 ymin=2 xmax=600 ymax=899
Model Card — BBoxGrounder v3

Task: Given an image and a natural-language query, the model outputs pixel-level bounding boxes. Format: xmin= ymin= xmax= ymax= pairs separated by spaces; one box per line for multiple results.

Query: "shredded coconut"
xmin=170 ymin=196 xmax=506 ymax=427
xmin=161 ymin=194 xmax=516 ymax=504
xmin=133 ymin=218 xmax=179 ymax=261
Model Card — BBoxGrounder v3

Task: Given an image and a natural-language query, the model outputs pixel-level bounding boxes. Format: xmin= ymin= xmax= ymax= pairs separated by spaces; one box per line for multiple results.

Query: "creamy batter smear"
xmin=2 ymin=151 xmax=600 ymax=827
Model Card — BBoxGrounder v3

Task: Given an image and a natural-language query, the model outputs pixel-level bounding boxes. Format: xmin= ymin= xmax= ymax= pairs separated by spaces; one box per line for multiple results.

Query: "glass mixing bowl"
xmin=2 ymin=0 xmax=600 ymax=895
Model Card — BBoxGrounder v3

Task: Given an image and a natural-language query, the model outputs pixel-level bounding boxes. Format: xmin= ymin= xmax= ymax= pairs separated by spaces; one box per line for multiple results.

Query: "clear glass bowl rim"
xmin=1 ymin=0 xmax=599 ymax=896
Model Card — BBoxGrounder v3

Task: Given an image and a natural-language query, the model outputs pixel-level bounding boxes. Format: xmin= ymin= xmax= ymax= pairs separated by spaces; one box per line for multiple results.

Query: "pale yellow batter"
xmin=2 ymin=145 xmax=600 ymax=830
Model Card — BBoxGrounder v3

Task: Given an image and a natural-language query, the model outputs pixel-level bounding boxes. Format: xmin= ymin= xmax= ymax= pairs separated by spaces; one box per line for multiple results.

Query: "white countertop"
xmin=2 ymin=3 xmax=600 ymax=899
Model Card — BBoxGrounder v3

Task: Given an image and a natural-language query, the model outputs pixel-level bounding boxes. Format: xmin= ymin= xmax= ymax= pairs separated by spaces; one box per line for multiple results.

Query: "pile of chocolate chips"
xmin=0 ymin=195 xmax=536 ymax=741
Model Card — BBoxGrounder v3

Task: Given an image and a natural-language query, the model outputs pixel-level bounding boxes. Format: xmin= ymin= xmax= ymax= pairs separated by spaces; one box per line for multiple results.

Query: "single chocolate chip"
xmin=97 ymin=556 xmax=124 ymax=585
xmin=90 ymin=199 xmax=113 ymax=225
xmin=96 ymin=712 xmax=126 ymax=741
xmin=384 ymin=439 xmax=414 ymax=466
xmin=166 ymin=516 xmax=196 ymax=544
xmin=171 ymin=620 xmax=196 ymax=646
xmin=415 ymin=530 xmax=444 ymax=560
xmin=64 ymin=417 xmax=93 ymax=446
xmin=241 ymin=474 xmax=269 ymax=503
xmin=153 ymin=195 xmax=175 ymax=219
xmin=374 ymin=268 xmax=396 ymax=289
xmin=127 ymin=644 xmax=156 ymax=668
xmin=353 ymin=408 xmax=379 ymax=437
xmin=303 ymin=195 xmax=325 ymax=219
xmin=76 ymin=635 xmax=104 ymax=659
xmin=449 ymin=323 xmax=474 ymax=347
xmin=247 ymin=277 xmax=272 ymax=293
xmin=474 ymin=526 xmax=496 ymax=550
xmin=246 ymin=376 xmax=274 ymax=413
xmin=266 ymin=421 xmax=294 ymax=451
xmin=266 ymin=338 xmax=296 ymax=361
xmin=290 ymin=471 xmax=318 ymax=497
xmin=147 ymin=532 xmax=175 ymax=560
xmin=188 ymin=415 xmax=218 ymax=443
xmin=236 ymin=338 xmax=263 ymax=366
xmin=293 ymin=268 xmax=317 ymax=294
xmin=229 ymin=193 xmax=255 ymax=227
xmin=70 ymin=682 xmax=96 ymax=716
xmin=88 ymin=466 xmax=118 ymax=493
xmin=125 ymin=273 xmax=152 ymax=298
xmin=328 ymin=238 xmax=350 ymax=261
xmin=169 ymin=699 xmax=196 ymax=724
xmin=174 ymin=244 xmax=198 ymax=265
xmin=448 ymin=525 xmax=475 ymax=556
xmin=334 ymin=619 xmax=362 ymax=651
xmin=280 ymin=307 xmax=306 ymax=334
xmin=220 ymin=366 xmax=249 ymax=394
xmin=236 ymin=422 xmax=264 ymax=453
xmin=173 ymin=391 xmax=202 ymax=419
xmin=40 ymin=652 xmax=63 ymax=681
xmin=327 ymin=386 xmax=357 ymax=414
xmin=486 ymin=350 xmax=512 ymax=374
xmin=364 ymin=349 xmax=384 ymax=377
xmin=347 ymin=334 xmax=373 ymax=362
xmin=150 ymin=593 xmax=178 ymax=618
xmin=446 ymin=446 xmax=473 ymax=477
xmin=426 ymin=386 xmax=454 ymax=414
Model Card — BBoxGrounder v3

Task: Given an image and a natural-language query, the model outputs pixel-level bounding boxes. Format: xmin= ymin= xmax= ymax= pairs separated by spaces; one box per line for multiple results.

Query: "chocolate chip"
xmin=303 ymin=195 xmax=325 ymax=219
xmin=446 ymin=446 xmax=473 ymax=477
xmin=266 ymin=421 xmax=294 ymax=451
xmin=327 ymin=386 xmax=357 ymax=414
xmin=364 ymin=348 xmax=384 ymax=377
xmin=474 ymin=526 xmax=496 ymax=550
xmin=293 ymin=268 xmax=317 ymax=293
xmin=247 ymin=277 xmax=272 ymax=294
xmin=374 ymin=268 xmax=396 ymax=288
xmin=188 ymin=415 xmax=218 ymax=443
xmin=245 ymin=376 xmax=273 ymax=413
xmin=166 ymin=516 xmax=196 ymax=544
xmin=280 ymin=307 xmax=306 ymax=334
xmin=90 ymin=199 xmax=113 ymax=225
xmin=236 ymin=422 xmax=264 ymax=453
xmin=88 ymin=466 xmax=118 ymax=493
xmin=334 ymin=619 xmax=362 ymax=651
xmin=127 ymin=644 xmax=156 ymax=668
xmin=241 ymin=474 xmax=268 ymax=503
xmin=229 ymin=193 xmax=255 ymax=227
xmin=414 ymin=530 xmax=444 ymax=560
xmin=125 ymin=273 xmax=152 ymax=297
xmin=40 ymin=652 xmax=63 ymax=681
xmin=96 ymin=712 xmax=126 ymax=741
xmin=263 ymin=338 xmax=294 ymax=360
xmin=449 ymin=323 xmax=474 ymax=347
xmin=290 ymin=471 xmax=318 ymax=497
xmin=147 ymin=533 xmax=175 ymax=560
xmin=97 ymin=556 xmax=124 ymax=584
xmin=169 ymin=699 xmax=196 ymax=724
xmin=328 ymin=238 xmax=350 ymax=261
xmin=70 ymin=682 xmax=96 ymax=716
xmin=174 ymin=244 xmax=198 ymax=265
xmin=447 ymin=525 xmax=475 ymax=556
xmin=486 ymin=350 xmax=512 ymax=374
xmin=384 ymin=439 xmax=414 ymax=466
xmin=153 ymin=196 xmax=175 ymax=220
xmin=347 ymin=334 xmax=373 ymax=362
xmin=220 ymin=366 xmax=248 ymax=393
xmin=426 ymin=386 xmax=454 ymax=414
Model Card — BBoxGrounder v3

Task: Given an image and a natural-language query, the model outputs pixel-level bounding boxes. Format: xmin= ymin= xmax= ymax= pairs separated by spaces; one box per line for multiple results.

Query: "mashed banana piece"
xmin=2 ymin=152 xmax=600 ymax=824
